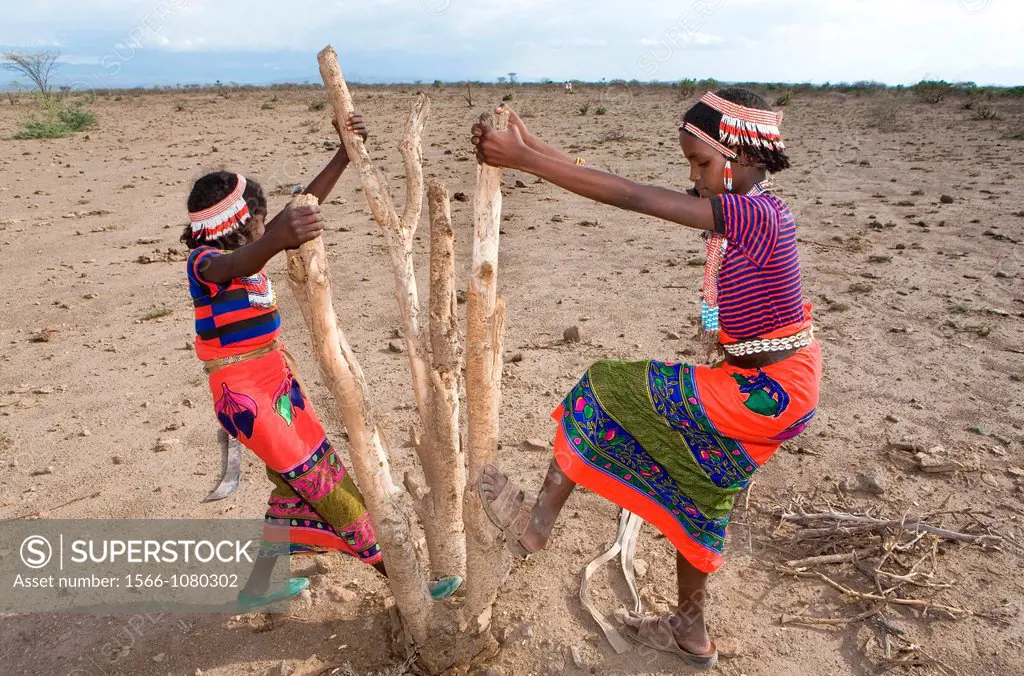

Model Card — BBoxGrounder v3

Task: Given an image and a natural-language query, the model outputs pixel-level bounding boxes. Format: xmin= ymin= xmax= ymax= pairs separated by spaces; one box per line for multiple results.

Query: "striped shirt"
xmin=186 ymin=246 xmax=281 ymax=361
xmin=710 ymin=192 xmax=804 ymax=340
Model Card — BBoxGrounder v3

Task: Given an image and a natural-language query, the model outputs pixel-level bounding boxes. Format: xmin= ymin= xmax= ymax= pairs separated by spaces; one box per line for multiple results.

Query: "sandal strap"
xmin=504 ymin=492 xmax=537 ymax=540
xmin=489 ymin=475 xmax=522 ymax=526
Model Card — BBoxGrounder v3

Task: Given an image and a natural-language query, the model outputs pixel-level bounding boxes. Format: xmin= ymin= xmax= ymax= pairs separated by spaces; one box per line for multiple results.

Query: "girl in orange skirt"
xmin=471 ymin=91 xmax=821 ymax=668
xmin=184 ymin=114 xmax=460 ymax=610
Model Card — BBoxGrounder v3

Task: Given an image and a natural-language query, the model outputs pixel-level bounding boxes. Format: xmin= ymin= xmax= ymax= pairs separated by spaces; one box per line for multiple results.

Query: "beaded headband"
xmin=680 ymin=91 xmax=786 ymax=159
xmin=188 ymin=174 xmax=250 ymax=240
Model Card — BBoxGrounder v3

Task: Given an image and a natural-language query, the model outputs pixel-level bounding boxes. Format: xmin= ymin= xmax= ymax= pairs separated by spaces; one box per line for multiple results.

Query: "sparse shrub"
xmin=600 ymin=128 xmax=628 ymax=142
xmin=775 ymin=91 xmax=792 ymax=106
xmin=866 ymin=100 xmax=905 ymax=133
xmin=579 ymin=103 xmax=590 ymax=115
xmin=308 ymin=98 xmax=327 ymax=111
xmin=913 ymin=80 xmax=953 ymax=104
xmin=595 ymin=106 xmax=607 ymax=115
xmin=142 ymin=306 xmax=173 ymax=321
xmin=678 ymin=78 xmax=698 ymax=98
xmin=261 ymin=102 xmax=275 ymax=110
xmin=174 ymin=102 xmax=187 ymax=112
xmin=501 ymin=93 xmax=513 ymax=102
xmin=518 ymin=106 xmax=536 ymax=119
xmin=1004 ymin=126 xmax=1024 ymax=140
xmin=970 ymin=105 xmax=1002 ymax=121
xmin=13 ymin=100 xmax=96 ymax=139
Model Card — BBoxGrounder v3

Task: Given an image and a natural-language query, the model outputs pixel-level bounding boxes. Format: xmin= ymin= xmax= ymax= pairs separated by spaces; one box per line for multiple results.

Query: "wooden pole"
xmin=315 ymin=45 xmax=465 ymax=578
xmin=285 ymin=193 xmax=431 ymax=646
xmin=462 ymin=110 xmax=510 ymax=638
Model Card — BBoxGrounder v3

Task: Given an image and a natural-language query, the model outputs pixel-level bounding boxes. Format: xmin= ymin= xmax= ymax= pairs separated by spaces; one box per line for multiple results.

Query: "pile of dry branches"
xmin=740 ymin=490 xmax=1021 ymax=674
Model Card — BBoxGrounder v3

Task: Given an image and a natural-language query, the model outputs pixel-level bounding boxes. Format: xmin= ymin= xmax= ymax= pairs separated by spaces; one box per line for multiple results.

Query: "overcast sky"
xmin=2 ymin=0 xmax=1021 ymax=88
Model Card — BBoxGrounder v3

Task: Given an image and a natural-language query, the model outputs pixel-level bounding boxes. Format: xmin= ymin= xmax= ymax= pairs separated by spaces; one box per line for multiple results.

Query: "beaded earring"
xmin=723 ymin=160 xmax=733 ymax=192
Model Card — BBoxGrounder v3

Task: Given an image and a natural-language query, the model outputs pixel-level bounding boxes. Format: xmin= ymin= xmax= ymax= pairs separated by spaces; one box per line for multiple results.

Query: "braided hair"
xmin=180 ymin=171 xmax=268 ymax=250
xmin=682 ymin=88 xmax=791 ymax=173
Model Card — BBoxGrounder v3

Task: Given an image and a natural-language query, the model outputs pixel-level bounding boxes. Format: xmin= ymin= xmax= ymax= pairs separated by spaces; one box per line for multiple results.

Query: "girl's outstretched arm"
xmin=472 ymin=123 xmax=714 ymax=232
xmin=301 ymin=112 xmax=368 ymax=204
xmin=199 ymin=205 xmax=325 ymax=284
xmin=499 ymin=104 xmax=576 ymax=165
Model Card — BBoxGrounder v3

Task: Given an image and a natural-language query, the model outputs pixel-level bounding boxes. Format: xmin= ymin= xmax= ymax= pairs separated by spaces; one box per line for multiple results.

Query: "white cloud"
xmin=0 ymin=0 xmax=1020 ymax=85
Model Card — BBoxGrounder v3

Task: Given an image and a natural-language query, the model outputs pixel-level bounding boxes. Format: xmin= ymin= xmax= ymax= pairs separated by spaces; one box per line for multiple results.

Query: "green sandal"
xmin=235 ymin=577 xmax=309 ymax=612
xmin=428 ymin=575 xmax=463 ymax=601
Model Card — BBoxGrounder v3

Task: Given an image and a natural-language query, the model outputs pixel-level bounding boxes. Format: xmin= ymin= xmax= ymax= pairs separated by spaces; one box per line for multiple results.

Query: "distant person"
xmin=181 ymin=113 xmax=461 ymax=611
xmin=470 ymin=91 xmax=818 ymax=668
xmin=564 ymin=81 xmax=573 ymax=94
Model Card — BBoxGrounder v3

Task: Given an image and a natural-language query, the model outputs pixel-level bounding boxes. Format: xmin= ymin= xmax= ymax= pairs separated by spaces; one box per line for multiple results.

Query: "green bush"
xmin=678 ymin=78 xmax=698 ymax=98
xmin=913 ymin=80 xmax=953 ymax=104
xmin=595 ymin=106 xmax=607 ymax=115
xmin=501 ymin=93 xmax=513 ymax=102
xmin=970 ymin=105 xmax=1002 ymax=121
xmin=775 ymin=91 xmax=792 ymax=106
xmin=14 ymin=101 xmax=96 ymax=139
xmin=579 ymin=103 xmax=590 ymax=115
xmin=308 ymin=98 xmax=327 ymax=111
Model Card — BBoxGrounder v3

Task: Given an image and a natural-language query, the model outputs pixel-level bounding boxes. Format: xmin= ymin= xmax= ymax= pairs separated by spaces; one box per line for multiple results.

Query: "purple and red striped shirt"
xmin=710 ymin=191 xmax=804 ymax=340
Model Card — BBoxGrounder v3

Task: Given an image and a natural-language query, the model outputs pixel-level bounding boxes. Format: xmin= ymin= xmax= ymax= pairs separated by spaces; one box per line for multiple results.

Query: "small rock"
xmin=453 ymin=191 xmax=469 ymax=202
xmin=328 ymin=586 xmax=358 ymax=603
xmin=522 ymin=438 xmax=549 ymax=452
xmin=1006 ymin=467 xmax=1024 ymax=478
xmin=940 ymin=194 xmax=955 ymax=204
xmin=563 ymin=326 xmax=582 ymax=343
xmin=570 ymin=645 xmax=583 ymax=668
xmin=982 ymin=473 xmax=1010 ymax=488
xmin=840 ymin=472 xmax=886 ymax=495
xmin=633 ymin=559 xmax=648 ymax=579
xmin=716 ymin=636 xmax=743 ymax=658
xmin=30 ymin=326 xmax=60 ymax=343
xmin=915 ymin=446 xmax=958 ymax=473
xmin=966 ymin=425 xmax=986 ymax=435
xmin=30 ymin=466 xmax=54 ymax=477
xmin=80 ymin=429 xmax=91 ymax=437
xmin=154 ymin=437 xmax=182 ymax=453
xmin=152 ymin=652 xmax=166 ymax=663
xmin=514 ymin=180 xmax=527 ymax=188
xmin=509 ymin=352 xmax=524 ymax=363
xmin=113 ymin=456 xmax=125 ymax=465
xmin=32 ymin=387 xmax=54 ymax=395
xmin=885 ymin=414 xmax=900 ymax=423
xmin=269 ymin=663 xmax=295 ymax=676
xmin=666 ymin=331 xmax=681 ymax=340
xmin=456 ymin=290 xmax=467 ymax=304
xmin=388 ymin=341 xmax=405 ymax=354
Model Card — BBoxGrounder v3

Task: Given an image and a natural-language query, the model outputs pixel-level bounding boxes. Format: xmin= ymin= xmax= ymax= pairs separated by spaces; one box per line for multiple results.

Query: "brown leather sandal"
xmin=477 ymin=463 xmax=537 ymax=558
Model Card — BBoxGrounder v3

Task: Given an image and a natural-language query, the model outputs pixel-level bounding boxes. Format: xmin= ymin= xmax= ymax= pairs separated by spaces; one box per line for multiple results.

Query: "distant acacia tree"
xmin=2 ymin=49 xmax=60 ymax=97
xmin=508 ymin=72 xmax=518 ymax=86
xmin=496 ymin=76 xmax=507 ymax=85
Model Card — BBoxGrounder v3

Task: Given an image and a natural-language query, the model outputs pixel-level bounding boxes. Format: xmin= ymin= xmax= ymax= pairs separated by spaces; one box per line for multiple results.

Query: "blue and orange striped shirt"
xmin=186 ymin=246 xmax=281 ymax=360
xmin=710 ymin=192 xmax=804 ymax=340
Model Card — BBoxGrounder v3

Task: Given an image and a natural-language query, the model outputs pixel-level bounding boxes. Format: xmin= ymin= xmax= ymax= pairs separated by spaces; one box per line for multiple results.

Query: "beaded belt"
xmin=721 ymin=326 xmax=814 ymax=357
xmin=203 ymin=340 xmax=280 ymax=375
